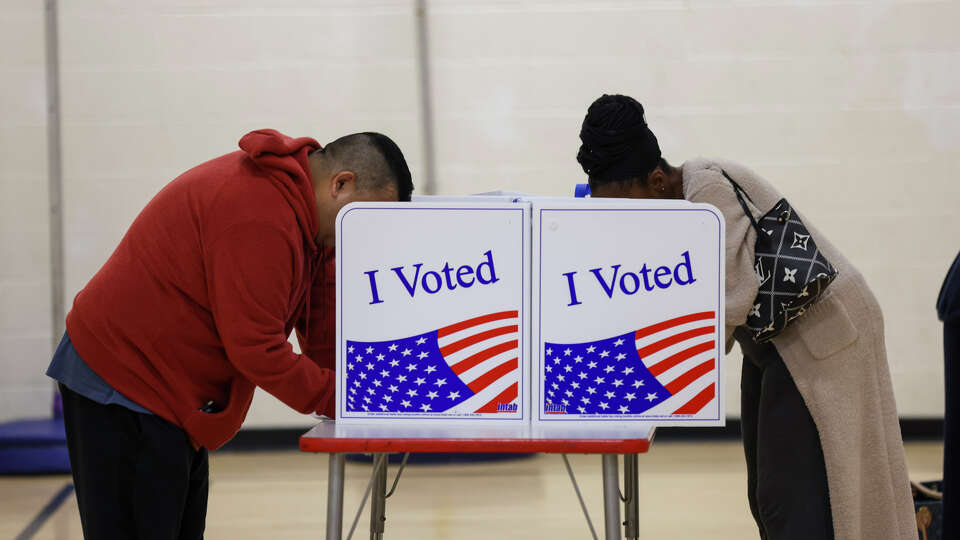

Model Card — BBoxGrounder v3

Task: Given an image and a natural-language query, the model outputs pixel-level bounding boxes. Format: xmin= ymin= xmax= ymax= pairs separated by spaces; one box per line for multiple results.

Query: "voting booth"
xmin=335 ymin=202 xmax=531 ymax=423
xmin=335 ymin=196 xmax=724 ymax=428
xmin=532 ymin=200 xmax=725 ymax=427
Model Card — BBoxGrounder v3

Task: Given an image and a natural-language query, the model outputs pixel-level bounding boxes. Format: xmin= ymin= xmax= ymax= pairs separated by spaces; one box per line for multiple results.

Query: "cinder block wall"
xmin=3 ymin=0 xmax=956 ymax=426
xmin=0 ymin=0 xmax=53 ymax=421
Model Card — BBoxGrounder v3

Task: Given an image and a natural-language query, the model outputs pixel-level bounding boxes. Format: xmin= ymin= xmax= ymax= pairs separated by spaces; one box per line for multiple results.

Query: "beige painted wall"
xmin=0 ymin=0 xmax=53 ymax=421
xmin=55 ymin=0 xmax=424 ymax=428
xmin=423 ymin=0 xmax=960 ymax=420
xmin=2 ymin=0 xmax=956 ymax=427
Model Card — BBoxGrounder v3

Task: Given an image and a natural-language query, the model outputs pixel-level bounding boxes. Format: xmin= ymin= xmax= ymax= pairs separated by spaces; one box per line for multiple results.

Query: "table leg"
xmin=623 ymin=454 xmax=639 ymax=540
xmin=602 ymin=454 xmax=622 ymax=540
xmin=370 ymin=454 xmax=388 ymax=540
xmin=326 ymin=453 xmax=345 ymax=540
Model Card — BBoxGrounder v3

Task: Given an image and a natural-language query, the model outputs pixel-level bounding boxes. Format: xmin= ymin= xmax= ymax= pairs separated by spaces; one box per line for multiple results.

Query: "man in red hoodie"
xmin=46 ymin=129 xmax=413 ymax=539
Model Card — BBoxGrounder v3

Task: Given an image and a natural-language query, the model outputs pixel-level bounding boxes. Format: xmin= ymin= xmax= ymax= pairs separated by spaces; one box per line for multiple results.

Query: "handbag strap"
xmin=720 ymin=169 xmax=762 ymax=235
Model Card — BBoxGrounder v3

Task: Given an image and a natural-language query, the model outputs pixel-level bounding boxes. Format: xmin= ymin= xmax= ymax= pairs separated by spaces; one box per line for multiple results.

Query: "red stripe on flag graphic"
xmin=664 ymin=358 xmax=716 ymax=395
xmin=637 ymin=326 xmax=714 ymax=359
xmin=449 ymin=340 xmax=518 ymax=375
xmin=440 ymin=325 xmax=518 ymax=356
xmin=467 ymin=358 xmax=518 ymax=394
xmin=438 ymin=310 xmax=518 ymax=338
xmin=632 ymin=312 xmax=719 ymax=417
xmin=673 ymin=383 xmax=716 ymax=415
xmin=634 ymin=311 xmax=715 ymax=340
xmin=475 ymin=383 xmax=519 ymax=413
xmin=435 ymin=312 xmax=521 ymax=414
xmin=647 ymin=341 xmax=714 ymax=377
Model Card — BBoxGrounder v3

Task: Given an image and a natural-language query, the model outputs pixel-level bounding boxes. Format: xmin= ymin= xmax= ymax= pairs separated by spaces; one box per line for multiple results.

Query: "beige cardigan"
xmin=682 ymin=158 xmax=916 ymax=540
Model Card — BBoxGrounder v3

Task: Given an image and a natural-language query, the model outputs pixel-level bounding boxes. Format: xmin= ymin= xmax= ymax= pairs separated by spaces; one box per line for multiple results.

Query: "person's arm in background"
xmin=687 ymin=180 xmax=760 ymax=352
xmin=205 ymin=223 xmax=335 ymax=416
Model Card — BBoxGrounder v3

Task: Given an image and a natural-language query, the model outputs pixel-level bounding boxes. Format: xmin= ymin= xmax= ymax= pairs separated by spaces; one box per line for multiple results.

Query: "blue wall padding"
xmin=0 ymin=419 xmax=70 ymax=475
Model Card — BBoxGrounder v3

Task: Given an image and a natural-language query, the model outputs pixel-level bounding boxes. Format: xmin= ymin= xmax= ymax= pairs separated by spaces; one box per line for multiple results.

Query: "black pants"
xmin=736 ymin=329 xmax=834 ymax=540
xmin=60 ymin=384 xmax=209 ymax=540
xmin=945 ymin=320 xmax=959 ymax=540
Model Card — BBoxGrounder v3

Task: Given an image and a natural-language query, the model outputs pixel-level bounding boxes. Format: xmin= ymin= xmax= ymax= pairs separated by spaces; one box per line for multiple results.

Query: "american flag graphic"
xmin=543 ymin=311 xmax=718 ymax=416
xmin=345 ymin=310 xmax=520 ymax=414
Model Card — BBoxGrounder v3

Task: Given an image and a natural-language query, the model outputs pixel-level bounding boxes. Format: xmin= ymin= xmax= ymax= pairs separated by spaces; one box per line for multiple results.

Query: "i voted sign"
xmin=335 ymin=202 xmax=530 ymax=424
xmin=532 ymin=200 xmax=725 ymax=426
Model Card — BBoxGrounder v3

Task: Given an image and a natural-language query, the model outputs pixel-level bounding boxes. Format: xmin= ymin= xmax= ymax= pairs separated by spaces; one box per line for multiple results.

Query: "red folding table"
xmin=300 ymin=420 xmax=656 ymax=540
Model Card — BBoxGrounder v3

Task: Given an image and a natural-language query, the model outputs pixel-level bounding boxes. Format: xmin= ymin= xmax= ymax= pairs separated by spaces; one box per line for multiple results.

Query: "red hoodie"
xmin=65 ymin=129 xmax=336 ymax=450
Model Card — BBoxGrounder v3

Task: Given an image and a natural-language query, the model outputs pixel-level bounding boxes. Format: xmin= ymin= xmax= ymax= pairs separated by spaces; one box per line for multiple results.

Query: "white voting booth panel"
xmin=532 ymin=200 xmax=726 ymax=427
xmin=335 ymin=202 xmax=531 ymax=424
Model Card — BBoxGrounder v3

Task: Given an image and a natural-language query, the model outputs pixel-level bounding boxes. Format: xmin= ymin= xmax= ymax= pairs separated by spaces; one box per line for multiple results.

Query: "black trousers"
xmin=735 ymin=329 xmax=834 ymax=540
xmin=945 ymin=320 xmax=959 ymax=540
xmin=60 ymin=384 xmax=209 ymax=540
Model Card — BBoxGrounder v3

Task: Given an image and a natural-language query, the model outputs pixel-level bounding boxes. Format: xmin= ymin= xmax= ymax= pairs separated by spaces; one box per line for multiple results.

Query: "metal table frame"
xmin=301 ymin=421 xmax=654 ymax=540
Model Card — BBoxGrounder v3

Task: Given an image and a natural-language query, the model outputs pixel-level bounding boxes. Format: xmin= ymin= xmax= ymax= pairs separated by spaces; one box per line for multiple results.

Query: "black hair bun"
xmin=577 ymin=94 xmax=661 ymax=183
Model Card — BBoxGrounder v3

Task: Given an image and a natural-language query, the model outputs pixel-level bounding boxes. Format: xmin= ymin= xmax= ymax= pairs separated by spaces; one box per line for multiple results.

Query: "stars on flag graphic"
xmin=345 ymin=310 xmax=520 ymax=414
xmin=543 ymin=311 xmax=718 ymax=417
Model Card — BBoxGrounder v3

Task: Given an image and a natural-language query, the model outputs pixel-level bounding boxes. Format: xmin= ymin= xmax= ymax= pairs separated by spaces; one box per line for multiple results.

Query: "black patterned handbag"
xmin=722 ymin=170 xmax=838 ymax=343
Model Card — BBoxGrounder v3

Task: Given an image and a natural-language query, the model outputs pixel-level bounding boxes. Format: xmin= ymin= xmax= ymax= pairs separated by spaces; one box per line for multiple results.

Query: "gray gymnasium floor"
xmin=1 ymin=440 xmax=942 ymax=539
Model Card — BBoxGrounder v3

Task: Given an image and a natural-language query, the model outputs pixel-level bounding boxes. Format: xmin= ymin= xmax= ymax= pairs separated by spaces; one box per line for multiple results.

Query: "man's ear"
xmin=330 ymin=171 xmax=357 ymax=199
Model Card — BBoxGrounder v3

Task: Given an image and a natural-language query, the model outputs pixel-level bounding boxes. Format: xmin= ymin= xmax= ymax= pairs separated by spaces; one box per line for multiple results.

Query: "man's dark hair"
xmin=322 ymin=132 xmax=414 ymax=201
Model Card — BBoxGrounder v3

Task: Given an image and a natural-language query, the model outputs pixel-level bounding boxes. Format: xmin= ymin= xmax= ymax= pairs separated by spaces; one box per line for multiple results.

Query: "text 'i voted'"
xmin=562 ymin=251 xmax=697 ymax=306
xmin=364 ymin=250 xmax=501 ymax=304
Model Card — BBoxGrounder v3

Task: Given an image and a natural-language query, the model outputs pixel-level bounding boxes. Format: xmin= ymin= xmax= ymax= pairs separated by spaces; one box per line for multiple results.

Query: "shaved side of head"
xmin=319 ymin=133 xmax=413 ymax=201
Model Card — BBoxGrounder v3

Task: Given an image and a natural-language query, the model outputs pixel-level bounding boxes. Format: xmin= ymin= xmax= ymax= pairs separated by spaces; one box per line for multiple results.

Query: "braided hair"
xmin=576 ymin=94 xmax=664 ymax=187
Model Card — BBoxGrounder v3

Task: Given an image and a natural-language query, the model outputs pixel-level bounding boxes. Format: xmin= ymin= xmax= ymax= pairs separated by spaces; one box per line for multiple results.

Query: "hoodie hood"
xmin=239 ymin=129 xmax=322 ymax=251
